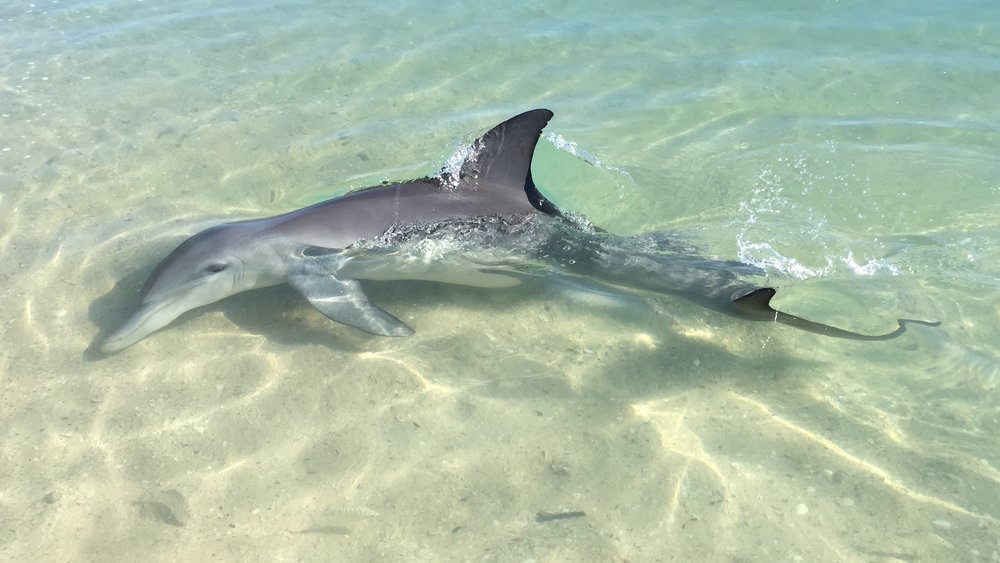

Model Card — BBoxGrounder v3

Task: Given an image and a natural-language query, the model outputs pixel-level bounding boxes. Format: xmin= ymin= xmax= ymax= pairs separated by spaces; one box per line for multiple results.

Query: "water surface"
xmin=2 ymin=0 xmax=999 ymax=561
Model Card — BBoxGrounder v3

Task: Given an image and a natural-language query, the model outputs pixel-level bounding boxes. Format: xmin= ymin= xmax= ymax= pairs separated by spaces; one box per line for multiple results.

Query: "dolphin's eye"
xmin=205 ymin=263 xmax=229 ymax=274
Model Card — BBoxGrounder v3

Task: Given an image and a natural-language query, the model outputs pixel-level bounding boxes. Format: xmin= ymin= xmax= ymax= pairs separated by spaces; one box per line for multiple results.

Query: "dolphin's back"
xmin=264 ymin=109 xmax=557 ymax=250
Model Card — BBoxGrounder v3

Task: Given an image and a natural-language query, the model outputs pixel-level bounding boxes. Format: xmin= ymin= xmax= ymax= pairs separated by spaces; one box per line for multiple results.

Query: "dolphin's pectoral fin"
xmin=286 ymin=271 xmax=413 ymax=337
xmin=731 ymin=287 xmax=940 ymax=341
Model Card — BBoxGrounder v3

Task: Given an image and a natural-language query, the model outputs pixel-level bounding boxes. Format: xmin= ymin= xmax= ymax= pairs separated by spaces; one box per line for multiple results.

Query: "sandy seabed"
xmin=2 ymin=267 xmax=997 ymax=561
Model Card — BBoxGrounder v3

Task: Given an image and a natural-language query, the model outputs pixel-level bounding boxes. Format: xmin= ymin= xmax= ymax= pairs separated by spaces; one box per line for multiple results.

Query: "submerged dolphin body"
xmin=99 ymin=109 xmax=937 ymax=353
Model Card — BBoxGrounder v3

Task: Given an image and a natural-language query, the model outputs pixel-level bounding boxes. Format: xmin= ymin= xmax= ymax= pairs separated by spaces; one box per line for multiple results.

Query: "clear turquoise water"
xmin=2 ymin=0 xmax=999 ymax=560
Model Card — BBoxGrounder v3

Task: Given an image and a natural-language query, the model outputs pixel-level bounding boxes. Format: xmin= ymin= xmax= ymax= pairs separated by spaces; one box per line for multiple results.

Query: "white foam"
xmin=438 ymin=141 xmax=481 ymax=190
xmin=736 ymin=235 xmax=826 ymax=280
xmin=842 ymin=250 xmax=900 ymax=276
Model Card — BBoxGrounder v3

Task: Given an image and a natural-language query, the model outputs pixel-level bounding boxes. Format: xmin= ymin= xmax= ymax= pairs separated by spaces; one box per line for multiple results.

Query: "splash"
xmin=736 ymin=154 xmax=900 ymax=280
xmin=546 ymin=133 xmax=634 ymax=182
xmin=437 ymin=139 xmax=483 ymax=190
xmin=736 ymin=235 xmax=827 ymax=280
xmin=842 ymin=250 xmax=900 ymax=276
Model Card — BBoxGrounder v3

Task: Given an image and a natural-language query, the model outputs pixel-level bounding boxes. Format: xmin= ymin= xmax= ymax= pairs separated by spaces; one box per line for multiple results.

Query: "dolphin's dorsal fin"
xmin=441 ymin=109 xmax=558 ymax=214
xmin=456 ymin=108 xmax=553 ymax=189
xmin=731 ymin=287 xmax=940 ymax=341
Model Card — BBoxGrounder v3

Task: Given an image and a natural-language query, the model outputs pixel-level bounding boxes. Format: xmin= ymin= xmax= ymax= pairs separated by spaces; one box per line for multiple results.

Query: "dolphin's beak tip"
xmin=97 ymin=339 xmax=123 ymax=355
xmin=95 ymin=328 xmax=133 ymax=355
xmin=83 ymin=338 xmax=114 ymax=360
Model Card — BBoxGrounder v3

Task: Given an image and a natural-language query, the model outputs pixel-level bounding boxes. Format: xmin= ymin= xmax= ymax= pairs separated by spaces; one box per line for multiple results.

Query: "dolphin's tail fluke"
xmin=731 ymin=287 xmax=941 ymax=341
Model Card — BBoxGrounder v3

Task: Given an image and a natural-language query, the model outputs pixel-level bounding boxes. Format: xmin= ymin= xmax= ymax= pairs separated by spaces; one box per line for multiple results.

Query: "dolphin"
xmin=98 ymin=109 xmax=938 ymax=353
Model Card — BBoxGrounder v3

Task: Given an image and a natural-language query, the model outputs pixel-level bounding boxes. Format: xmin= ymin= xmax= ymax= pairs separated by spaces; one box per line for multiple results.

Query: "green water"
xmin=2 ymin=0 xmax=999 ymax=561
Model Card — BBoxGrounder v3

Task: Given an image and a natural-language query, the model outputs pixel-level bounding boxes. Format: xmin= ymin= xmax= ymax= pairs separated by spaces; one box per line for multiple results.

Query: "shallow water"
xmin=2 ymin=0 xmax=999 ymax=561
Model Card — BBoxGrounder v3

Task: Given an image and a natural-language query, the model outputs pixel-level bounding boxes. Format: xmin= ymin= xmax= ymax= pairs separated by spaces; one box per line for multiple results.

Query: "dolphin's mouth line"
xmin=102 ymin=299 xmax=172 ymax=344
xmin=101 ymin=284 xmax=198 ymax=351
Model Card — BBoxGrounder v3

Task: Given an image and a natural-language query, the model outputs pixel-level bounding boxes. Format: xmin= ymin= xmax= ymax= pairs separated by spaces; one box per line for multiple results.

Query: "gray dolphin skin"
xmin=99 ymin=109 xmax=938 ymax=353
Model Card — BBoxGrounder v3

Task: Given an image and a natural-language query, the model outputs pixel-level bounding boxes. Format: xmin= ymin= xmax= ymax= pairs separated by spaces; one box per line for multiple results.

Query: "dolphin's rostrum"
xmin=98 ymin=109 xmax=938 ymax=353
